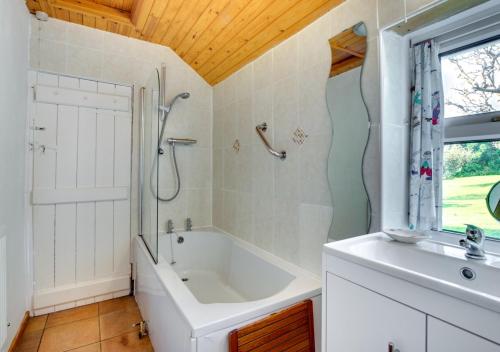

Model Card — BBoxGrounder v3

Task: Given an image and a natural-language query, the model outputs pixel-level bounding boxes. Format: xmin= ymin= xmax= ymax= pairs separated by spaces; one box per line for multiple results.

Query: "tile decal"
xmin=292 ymin=128 xmax=308 ymax=145
xmin=233 ymin=139 xmax=241 ymax=153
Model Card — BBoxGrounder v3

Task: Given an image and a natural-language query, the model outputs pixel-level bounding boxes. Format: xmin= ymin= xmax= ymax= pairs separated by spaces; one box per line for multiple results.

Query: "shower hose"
xmin=149 ymin=142 xmax=181 ymax=202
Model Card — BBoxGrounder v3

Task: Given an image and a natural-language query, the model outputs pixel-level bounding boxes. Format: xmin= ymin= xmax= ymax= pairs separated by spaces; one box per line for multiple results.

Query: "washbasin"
xmin=324 ymin=233 xmax=500 ymax=313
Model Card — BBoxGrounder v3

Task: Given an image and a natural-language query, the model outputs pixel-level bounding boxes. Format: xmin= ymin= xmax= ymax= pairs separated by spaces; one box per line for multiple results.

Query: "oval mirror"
xmin=487 ymin=181 xmax=500 ymax=221
xmin=326 ymin=22 xmax=371 ymax=241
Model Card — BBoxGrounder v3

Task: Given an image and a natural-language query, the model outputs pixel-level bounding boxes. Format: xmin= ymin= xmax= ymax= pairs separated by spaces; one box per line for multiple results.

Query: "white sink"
xmin=324 ymin=233 xmax=500 ymax=313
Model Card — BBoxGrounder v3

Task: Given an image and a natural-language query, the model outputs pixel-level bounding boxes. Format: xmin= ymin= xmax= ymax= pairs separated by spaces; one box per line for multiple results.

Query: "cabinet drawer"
xmin=326 ymin=273 xmax=426 ymax=352
xmin=428 ymin=316 xmax=500 ymax=352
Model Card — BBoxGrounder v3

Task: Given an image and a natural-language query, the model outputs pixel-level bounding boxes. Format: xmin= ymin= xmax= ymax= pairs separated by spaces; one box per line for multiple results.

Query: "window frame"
xmin=438 ymin=36 xmax=500 ymax=239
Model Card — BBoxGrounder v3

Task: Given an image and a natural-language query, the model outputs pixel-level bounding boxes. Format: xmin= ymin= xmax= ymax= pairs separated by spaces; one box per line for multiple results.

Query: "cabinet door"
xmin=326 ymin=273 xmax=426 ymax=352
xmin=428 ymin=316 xmax=500 ymax=352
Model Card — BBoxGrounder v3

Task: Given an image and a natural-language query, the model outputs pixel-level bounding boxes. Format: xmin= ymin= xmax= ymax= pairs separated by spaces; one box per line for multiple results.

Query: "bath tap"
xmin=132 ymin=320 xmax=148 ymax=339
xmin=167 ymin=219 xmax=174 ymax=234
xmin=459 ymin=224 xmax=486 ymax=260
xmin=186 ymin=217 xmax=192 ymax=232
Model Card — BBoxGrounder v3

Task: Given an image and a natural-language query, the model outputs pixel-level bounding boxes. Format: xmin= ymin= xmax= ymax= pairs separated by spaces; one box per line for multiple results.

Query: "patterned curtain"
xmin=409 ymin=40 xmax=444 ymax=231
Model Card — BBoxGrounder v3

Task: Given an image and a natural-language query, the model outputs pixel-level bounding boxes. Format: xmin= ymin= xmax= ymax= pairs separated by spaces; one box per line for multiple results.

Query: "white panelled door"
xmin=29 ymin=72 xmax=132 ymax=313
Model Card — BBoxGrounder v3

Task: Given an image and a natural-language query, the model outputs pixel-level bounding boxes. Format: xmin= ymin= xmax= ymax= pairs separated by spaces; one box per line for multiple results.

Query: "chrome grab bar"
xmin=255 ymin=122 xmax=286 ymax=160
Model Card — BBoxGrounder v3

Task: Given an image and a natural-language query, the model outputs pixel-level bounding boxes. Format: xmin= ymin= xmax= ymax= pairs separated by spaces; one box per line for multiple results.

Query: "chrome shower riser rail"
xmin=255 ymin=122 xmax=286 ymax=160
xmin=166 ymin=138 xmax=197 ymax=145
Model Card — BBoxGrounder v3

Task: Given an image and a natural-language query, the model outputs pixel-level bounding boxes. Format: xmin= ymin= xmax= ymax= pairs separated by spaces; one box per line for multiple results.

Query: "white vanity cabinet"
xmin=324 ymin=272 xmax=500 ymax=352
xmin=326 ymin=273 xmax=426 ymax=351
xmin=323 ymin=234 xmax=500 ymax=352
xmin=427 ymin=317 xmax=500 ymax=352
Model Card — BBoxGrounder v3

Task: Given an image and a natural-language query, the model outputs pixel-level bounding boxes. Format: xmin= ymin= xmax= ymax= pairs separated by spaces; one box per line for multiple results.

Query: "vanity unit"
xmin=322 ymin=233 xmax=500 ymax=351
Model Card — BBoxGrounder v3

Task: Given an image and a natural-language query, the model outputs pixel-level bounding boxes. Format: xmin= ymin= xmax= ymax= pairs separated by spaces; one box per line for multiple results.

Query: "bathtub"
xmin=134 ymin=228 xmax=321 ymax=352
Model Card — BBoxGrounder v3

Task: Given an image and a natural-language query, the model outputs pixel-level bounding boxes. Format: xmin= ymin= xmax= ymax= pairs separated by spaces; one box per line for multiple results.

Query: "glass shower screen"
xmin=140 ymin=67 xmax=161 ymax=263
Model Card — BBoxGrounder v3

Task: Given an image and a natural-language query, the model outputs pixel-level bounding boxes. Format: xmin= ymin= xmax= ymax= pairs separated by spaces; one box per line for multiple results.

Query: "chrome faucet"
xmin=186 ymin=217 xmax=192 ymax=232
xmin=166 ymin=220 xmax=174 ymax=234
xmin=459 ymin=224 xmax=486 ymax=260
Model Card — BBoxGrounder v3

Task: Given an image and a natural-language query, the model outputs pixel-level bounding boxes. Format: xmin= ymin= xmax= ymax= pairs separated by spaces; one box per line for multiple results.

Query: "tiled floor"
xmin=14 ymin=296 xmax=154 ymax=352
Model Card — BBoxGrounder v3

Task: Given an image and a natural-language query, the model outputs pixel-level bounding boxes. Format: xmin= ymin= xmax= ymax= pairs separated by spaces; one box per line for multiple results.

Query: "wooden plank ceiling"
xmin=25 ymin=0 xmax=344 ymax=85
xmin=329 ymin=26 xmax=366 ymax=77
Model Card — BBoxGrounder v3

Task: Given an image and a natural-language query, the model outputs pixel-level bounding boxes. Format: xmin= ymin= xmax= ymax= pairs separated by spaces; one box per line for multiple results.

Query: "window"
xmin=440 ymin=37 xmax=500 ymax=239
xmin=441 ymin=37 xmax=500 ymax=119
xmin=442 ymin=141 xmax=500 ymax=239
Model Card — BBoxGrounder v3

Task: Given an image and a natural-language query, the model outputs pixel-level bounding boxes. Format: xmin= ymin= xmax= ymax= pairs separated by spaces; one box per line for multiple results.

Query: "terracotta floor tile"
xmin=98 ymin=296 xmax=138 ymax=315
xmin=46 ymin=303 xmax=98 ymax=328
xmin=101 ymin=331 xmax=153 ymax=352
xmin=38 ymin=317 xmax=100 ymax=352
xmin=68 ymin=342 xmax=101 ymax=351
xmin=100 ymin=308 xmax=142 ymax=340
xmin=25 ymin=315 xmax=47 ymax=333
xmin=13 ymin=330 xmax=43 ymax=352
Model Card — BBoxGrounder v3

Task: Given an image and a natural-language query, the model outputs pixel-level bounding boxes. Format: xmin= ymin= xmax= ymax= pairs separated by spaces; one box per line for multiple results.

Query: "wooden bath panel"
xmin=228 ymin=300 xmax=315 ymax=352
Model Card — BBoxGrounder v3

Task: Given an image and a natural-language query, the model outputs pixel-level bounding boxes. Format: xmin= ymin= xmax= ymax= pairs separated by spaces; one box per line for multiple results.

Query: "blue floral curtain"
xmin=409 ymin=40 xmax=444 ymax=231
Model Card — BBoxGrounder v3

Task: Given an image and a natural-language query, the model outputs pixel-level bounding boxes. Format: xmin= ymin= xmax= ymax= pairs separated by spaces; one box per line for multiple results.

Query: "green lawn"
xmin=443 ymin=175 xmax=500 ymax=239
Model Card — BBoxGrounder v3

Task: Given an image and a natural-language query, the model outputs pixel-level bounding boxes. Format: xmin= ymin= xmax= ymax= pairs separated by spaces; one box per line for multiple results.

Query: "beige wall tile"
xmin=66 ymin=46 xmax=102 ymax=79
xmin=405 ymin=0 xmax=442 ymax=16
xmin=38 ymin=39 xmax=66 ymax=73
xmin=186 ymin=188 xmax=212 ymax=227
xmin=378 ymin=0 xmax=406 ymax=28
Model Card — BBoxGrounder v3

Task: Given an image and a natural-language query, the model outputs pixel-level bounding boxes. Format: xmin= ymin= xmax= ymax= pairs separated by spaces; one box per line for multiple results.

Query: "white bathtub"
xmin=134 ymin=228 xmax=321 ymax=352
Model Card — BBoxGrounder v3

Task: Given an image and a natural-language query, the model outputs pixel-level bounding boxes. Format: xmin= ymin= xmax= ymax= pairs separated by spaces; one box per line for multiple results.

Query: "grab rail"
xmin=255 ymin=122 xmax=286 ymax=160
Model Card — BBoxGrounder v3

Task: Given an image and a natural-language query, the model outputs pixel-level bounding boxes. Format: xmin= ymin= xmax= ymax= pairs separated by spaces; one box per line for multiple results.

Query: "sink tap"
xmin=459 ymin=224 xmax=486 ymax=260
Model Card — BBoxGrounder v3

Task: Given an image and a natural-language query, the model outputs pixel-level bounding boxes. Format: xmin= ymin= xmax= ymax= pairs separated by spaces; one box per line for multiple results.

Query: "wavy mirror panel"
xmin=326 ymin=22 xmax=371 ymax=241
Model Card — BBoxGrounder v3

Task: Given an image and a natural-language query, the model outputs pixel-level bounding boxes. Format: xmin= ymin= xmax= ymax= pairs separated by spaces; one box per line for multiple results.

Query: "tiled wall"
xmin=211 ymin=0 xmax=441 ymax=275
xmin=212 ymin=1 xmax=378 ymax=275
xmin=29 ymin=18 xmax=213 ymax=235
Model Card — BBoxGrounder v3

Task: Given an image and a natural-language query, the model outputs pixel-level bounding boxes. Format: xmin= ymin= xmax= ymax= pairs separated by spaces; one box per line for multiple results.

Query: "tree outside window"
xmin=440 ymin=38 xmax=500 ymax=238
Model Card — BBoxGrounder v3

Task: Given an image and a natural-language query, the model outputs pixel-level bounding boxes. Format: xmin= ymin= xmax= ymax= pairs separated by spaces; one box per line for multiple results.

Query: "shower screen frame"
xmin=139 ymin=64 xmax=165 ymax=264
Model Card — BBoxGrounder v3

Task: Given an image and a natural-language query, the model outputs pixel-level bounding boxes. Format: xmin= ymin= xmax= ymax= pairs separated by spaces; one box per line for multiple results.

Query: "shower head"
xmin=169 ymin=92 xmax=190 ymax=107
xmin=159 ymin=92 xmax=190 ymax=113
xmin=157 ymin=91 xmax=191 ymax=152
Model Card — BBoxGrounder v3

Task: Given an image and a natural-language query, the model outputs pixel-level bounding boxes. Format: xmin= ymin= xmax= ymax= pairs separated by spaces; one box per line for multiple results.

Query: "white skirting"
xmin=33 ymin=275 xmax=130 ymax=311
